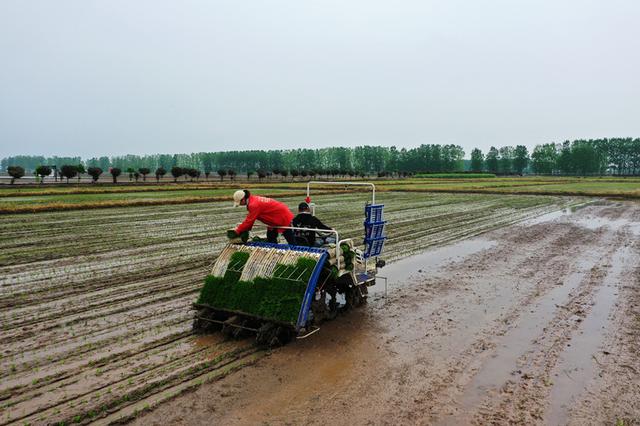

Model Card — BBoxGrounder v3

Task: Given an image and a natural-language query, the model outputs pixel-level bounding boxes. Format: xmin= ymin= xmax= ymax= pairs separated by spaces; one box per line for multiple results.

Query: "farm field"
xmin=0 ymin=181 xmax=298 ymax=197
xmin=0 ymin=188 xmax=299 ymax=213
xmin=0 ymin=192 xmax=582 ymax=425
xmin=379 ymin=177 xmax=640 ymax=198
xmin=1 ymin=177 xmax=639 ymax=214
xmin=135 ymin=199 xmax=640 ymax=426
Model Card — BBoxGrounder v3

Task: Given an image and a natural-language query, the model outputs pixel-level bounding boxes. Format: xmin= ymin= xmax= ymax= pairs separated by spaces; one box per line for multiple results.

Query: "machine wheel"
xmin=270 ymin=326 xmax=292 ymax=347
xmin=345 ymin=286 xmax=367 ymax=309
xmin=326 ymin=295 xmax=339 ymax=320
xmin=311 ymin=289 xmax=339 ymax=322
xmin=193 ymin=307 xmax=223 ymax=333
xmin=360 ymin=285 xmax=368 ymax=305
xmin=221 ymin=316 xmax=248 ymax=339
xmin=256 ymin=323 xmax=292 ymax=347
xmin=256 ymin=323 xmax=276 ymax=346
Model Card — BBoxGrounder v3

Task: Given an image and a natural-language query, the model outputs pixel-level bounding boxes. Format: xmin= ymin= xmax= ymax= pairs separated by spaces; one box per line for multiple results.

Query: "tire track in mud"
xmin=545 ymin=242 xmax=636 ymax=425
xmin=365 ymin=218 xmax=608 ymax=425
xmin=0 ymin=193 xmax=580 ymax=425
xmin=436 ymin=205 xmax=640 ymax=425
xmin=468 ymin=254 xmax=618 ymax=424
xmin=566 ymin=248 xmax=640 ymax=424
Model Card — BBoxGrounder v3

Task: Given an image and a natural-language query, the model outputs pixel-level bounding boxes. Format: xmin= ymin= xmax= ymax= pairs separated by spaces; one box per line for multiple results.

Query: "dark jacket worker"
xmin=292 ymin=202 xmax=333 ymax=246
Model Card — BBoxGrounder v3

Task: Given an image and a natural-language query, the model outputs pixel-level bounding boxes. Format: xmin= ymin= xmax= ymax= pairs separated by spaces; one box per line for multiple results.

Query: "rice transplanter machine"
xmin=193 ymin=182 xmax=387 ymax=346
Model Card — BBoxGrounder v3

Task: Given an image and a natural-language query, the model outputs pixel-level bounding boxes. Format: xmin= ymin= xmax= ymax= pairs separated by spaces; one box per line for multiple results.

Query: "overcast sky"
xmin=1 ymin=0 xmax=639 ymax=159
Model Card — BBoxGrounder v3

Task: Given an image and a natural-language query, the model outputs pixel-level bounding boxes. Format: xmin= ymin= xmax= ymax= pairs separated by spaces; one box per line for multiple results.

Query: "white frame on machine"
xmin=304 ymin=181 xmax=380 ymax=278
xmin=251 ymin=181 xmax=380 ymax=277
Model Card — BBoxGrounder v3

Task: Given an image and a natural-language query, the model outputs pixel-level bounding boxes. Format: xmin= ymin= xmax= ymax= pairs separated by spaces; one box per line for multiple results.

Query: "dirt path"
xmin=133 ymin=201 xmax=640 ymax=426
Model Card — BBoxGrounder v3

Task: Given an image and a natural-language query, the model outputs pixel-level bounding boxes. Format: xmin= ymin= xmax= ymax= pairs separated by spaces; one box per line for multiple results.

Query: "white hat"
xmin=233 ymin=190 xmax=245 ymax=207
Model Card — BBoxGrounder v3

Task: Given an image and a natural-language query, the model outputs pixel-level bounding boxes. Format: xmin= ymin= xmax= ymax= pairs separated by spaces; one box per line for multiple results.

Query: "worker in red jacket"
xmin=233 ymin=190 xmax=295 ymax=244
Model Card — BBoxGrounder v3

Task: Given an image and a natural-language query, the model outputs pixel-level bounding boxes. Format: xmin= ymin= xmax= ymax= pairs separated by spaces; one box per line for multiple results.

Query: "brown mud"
xmin=134 ymin=201 xmax=640 ymax=426
xmin=0 ymin=193 xmax=604 ymax=424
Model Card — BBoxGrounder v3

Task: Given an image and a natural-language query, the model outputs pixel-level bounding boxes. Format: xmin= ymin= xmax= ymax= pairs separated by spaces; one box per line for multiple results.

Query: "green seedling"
xmin=197 ymin=251 xmax=319 ymax=323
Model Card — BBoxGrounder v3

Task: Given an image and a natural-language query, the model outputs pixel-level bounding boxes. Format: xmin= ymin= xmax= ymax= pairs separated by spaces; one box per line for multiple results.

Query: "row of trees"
xmin=469 ymin=138 xmax=640 ymax=175
xmin=3 ymin=138 xmax=639 ymax=178
xmin=1 ymin=145 xmax=465 ymax=177
xmin=470 ymin=146 xmax=530 ymax=174
xmin=529 ymin=138 xmax=640 ymax=175
xmin=5 ymin=164 xmax=388 ymax=184
xmin=6 ymin=161 xmax=414 ymax=184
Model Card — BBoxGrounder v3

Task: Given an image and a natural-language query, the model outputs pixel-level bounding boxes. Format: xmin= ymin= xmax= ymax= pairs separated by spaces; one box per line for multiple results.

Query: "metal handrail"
xmin=306 ymin=181 xmax=376 ymax=204
xmin=267 ymin=225 xmax=343 ymax=269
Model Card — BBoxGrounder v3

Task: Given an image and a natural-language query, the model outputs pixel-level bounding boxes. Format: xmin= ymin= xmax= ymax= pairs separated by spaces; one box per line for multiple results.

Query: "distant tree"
xmin=8 ymin=166 xmax=25 ymax=184
xmin=138 ymin=167 xmax=150 ymax=181
xmin=35 ymin=165 xmax=52 ymax=184
xmin=171 ymin=166 xmax=183 ymax=182
xmin=272 ymin=169 xmax=280 ymax=179
xmin=531 ymin=144 xmax=558 ymax=174
xmin=485 ymin=147 xmax=499 ymax=174
xmin=134 ymin=171 xmax=140 ymax=182
xmin=257 ymin=169 xmax=267 ymax=181
xmin=280 ymin=170 xmax=288 ymax=180
xmin=498 ymin=146 xmax=514 ymax=174
xmin=556 ymin=141 xmax=573 ymax=174
xmin=87 ymin=167 xmax=103 ymax=183
xmin=217 ymin=169 xmax=227 ymax=181
xmin=98 ymin=156 xmax=110 ymax=171
xmin=155 ymin=167 xmax=166 ymax=182
xmin=76 ymin=163 xmax=86 ymax=183
xmin=203 ymin=158 xmax=212 ymax=181
xmin=186 ymin=168 xmax=200 ymax=181
xmin=513 ymin=145 xmax=529 ymax=175
xmin=470 ymin=148 xmax=484 ymax=172
xmin=227 ymin=169 xmax=236 ymax=180
xmin=110 ymin=167 xmax=122 ymax=183
xmin=571 ymin=141 xmax=600 ymax=175
xmin=60 ymin=165 xmax=78 ymax=183
xmin=247 ymin=170 xmax=254 ymax=180
xmin=290 ymin=169 xmax=299 ymax=180
xmin=126 ymin=167 xmax=135 ymax=181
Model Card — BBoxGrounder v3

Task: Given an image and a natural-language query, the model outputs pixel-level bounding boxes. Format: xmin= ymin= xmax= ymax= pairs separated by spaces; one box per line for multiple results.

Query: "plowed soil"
xmin=133 ymin=201 xmax=640 ymax=426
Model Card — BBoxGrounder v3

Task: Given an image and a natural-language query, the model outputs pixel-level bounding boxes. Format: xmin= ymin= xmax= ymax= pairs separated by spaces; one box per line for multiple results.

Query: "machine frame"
xmin=193 ymin=181 xmax=386 ymax=344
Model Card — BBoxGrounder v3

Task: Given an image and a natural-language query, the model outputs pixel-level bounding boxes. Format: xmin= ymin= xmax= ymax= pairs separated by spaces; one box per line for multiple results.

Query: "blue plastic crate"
xmin=364 ymin=220 xmax=386 ymax=239
xmin=364 ymin=236 xmax=386 ymax=258
xmin=365 ymin=204 xmax=385 ymax=223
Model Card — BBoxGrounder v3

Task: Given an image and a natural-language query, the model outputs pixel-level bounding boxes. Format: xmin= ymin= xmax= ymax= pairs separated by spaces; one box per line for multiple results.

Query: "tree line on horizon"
xmin=2 ymin=138 xmax=639 ymax=184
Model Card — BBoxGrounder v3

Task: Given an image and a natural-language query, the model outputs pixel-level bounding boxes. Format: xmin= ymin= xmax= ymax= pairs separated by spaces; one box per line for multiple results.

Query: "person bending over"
xmin=233 ymin=189 xmax=295 ymax=244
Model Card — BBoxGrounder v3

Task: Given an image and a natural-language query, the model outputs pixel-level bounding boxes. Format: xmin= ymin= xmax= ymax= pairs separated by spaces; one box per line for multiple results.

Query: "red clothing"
xmin=235 ymin=195 xmax=294 ymax=234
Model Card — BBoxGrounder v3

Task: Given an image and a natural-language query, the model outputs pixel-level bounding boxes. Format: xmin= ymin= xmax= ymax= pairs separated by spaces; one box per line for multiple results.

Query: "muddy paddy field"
xmin=1 ymin=191 xmax=638 ymax=425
